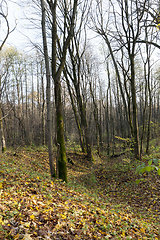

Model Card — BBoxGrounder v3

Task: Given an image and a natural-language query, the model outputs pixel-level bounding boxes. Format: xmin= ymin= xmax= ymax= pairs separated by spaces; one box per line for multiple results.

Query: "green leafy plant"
xmin=136 ymin=158 xmax=160 ymax=184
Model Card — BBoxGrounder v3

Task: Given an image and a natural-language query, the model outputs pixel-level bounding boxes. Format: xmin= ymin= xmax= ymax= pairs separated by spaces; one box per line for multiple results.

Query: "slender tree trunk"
xmin=89 ymin=82 xmax=101 ymax=155
xmin=0 ymin=103 xmax=6 ymax=153
xmin=110 ymin=88 xmax=115 ymax=155
xmin=0 ymin=75 xmax=6 ymax=152
xmin=40 ymin=0 xmax=55 ymax=178
xmin=41 ymin=0 xmax=78 ymax=181
xmin=67 ymin=58 xmax=93 ymax=160
xmin=106 ymin=62 xmax=111 ymax=155
xmin=130 ymin=55 xmax=140 ymax=159
xmin=51 ymin=0 xmax=67 ymax=182
xmin=64 ymin=70 xmax=86 ymax=152
xmin=140 ymin=81 xmax=147 ymax=157
xmin=54 ymin=76 xmax=67 ymax=181
xmin=41 ymin=61 xmax=46 ymax=145
xmin=146 ymin=75 xmax=152 ymax=154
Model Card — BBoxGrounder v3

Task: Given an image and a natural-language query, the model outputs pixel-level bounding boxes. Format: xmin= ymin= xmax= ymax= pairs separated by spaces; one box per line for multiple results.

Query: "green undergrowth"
xmin=0 ymin=147 xmax=159 ymax=239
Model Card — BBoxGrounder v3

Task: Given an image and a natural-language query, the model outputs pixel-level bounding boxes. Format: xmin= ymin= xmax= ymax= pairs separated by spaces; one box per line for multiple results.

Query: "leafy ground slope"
xmin=0 ymin=147 xmax=160 ymax=239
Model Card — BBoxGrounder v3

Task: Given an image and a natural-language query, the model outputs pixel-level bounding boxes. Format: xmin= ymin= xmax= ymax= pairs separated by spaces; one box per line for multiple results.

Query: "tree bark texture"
xmin=41 ymin=0 xmax=55 ymax=178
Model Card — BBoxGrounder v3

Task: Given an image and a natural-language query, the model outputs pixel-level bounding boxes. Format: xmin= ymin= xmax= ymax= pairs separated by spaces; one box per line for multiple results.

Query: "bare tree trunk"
xmin=0 ymin=103 xmax=6 ymax=153
xmin=50 ymin=0 xmax=67 ymax=182
xmin=54 ymin=77 xmax=67 ymax=181
xmin=110 ymin=87 xmax=115 ymax=155
xmin=40 ymin=0 xmax=55 ymax=178
xmin=0 ymin=74 xmax=6 ymax=152
xmin=66 ymin=45 xmax=94 ymax=160
xmin=106 ymin=62 xmax=111 ymax=155
xmin=64 ymin=70 xmax=86 ymax=152
xmin=140 ymin=81 xmax=147 ymax=157
xmin=89 ymin=81 xmax=101 ymax=155
xmin=24 ymin=63 xmax=30 ymax=145
xmin=130 ymin=55 xmax=140 ymax=159
xmin=40 ymin=60 xmax=46 ymax=145
xmin=47 ymin=0 xmax=78 ymax=181
xmin=146 ymin=73 xmax=152 ymax=154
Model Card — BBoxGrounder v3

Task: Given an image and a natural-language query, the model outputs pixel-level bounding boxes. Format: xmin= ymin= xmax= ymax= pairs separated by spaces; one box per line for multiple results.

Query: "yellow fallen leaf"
xmin=140 ymin=228 xmax=146 ymax=234
xmin=60 ymin=214 xmax=66 ymax=219
xmin=14 ymin=233 xmax=20 ymax=239
xmin=30 ymin=215 xmax=35 ymax=220
xmin=0 ymin=215 xmax=4 ymax=224
xmin=23 ymin=222 xmax=30 ymax=228
xmin=0 ymin=181 xmax=3 ymax=189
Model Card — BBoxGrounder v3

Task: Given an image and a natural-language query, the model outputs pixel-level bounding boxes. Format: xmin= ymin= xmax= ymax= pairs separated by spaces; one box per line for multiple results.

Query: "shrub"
xmin=135 ymin=158 xmax=160 ymax=184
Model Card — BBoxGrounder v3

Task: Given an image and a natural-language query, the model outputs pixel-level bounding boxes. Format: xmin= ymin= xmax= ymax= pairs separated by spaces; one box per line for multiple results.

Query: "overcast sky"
xmin=6 ymin=1 xmax=41 ymax=53
xmin=5 ymin=0 xmax=159 ymax=68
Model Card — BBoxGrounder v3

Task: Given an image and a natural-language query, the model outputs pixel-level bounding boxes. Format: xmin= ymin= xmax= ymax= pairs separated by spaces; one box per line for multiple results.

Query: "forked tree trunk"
xmin=49 ymin=0 xmax=78 ymax=181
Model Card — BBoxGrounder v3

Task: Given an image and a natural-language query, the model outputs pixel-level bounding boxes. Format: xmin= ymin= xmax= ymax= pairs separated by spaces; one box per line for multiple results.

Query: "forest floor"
xmin=0 ymin=145 xmax=160 ymax=239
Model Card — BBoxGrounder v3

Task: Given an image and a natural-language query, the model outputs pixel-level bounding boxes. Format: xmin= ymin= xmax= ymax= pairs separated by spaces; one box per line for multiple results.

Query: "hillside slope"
xmin=0 ymin=148 xmax=159 ymax=239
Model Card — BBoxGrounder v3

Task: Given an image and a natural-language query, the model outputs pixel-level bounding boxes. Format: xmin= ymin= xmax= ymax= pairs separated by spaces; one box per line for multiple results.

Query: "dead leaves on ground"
xmin=0 ymin=149 xmax=159 ymax=239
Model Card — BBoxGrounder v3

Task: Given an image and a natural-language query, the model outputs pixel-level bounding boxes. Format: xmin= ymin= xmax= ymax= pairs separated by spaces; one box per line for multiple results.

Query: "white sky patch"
xmin=5 ymin=1 xmax=42 ymax=53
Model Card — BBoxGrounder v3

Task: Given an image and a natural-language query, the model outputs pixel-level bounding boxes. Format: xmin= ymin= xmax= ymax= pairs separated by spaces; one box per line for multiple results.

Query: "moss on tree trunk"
xmin=56 ymin=114 xmax=67 ymax=182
